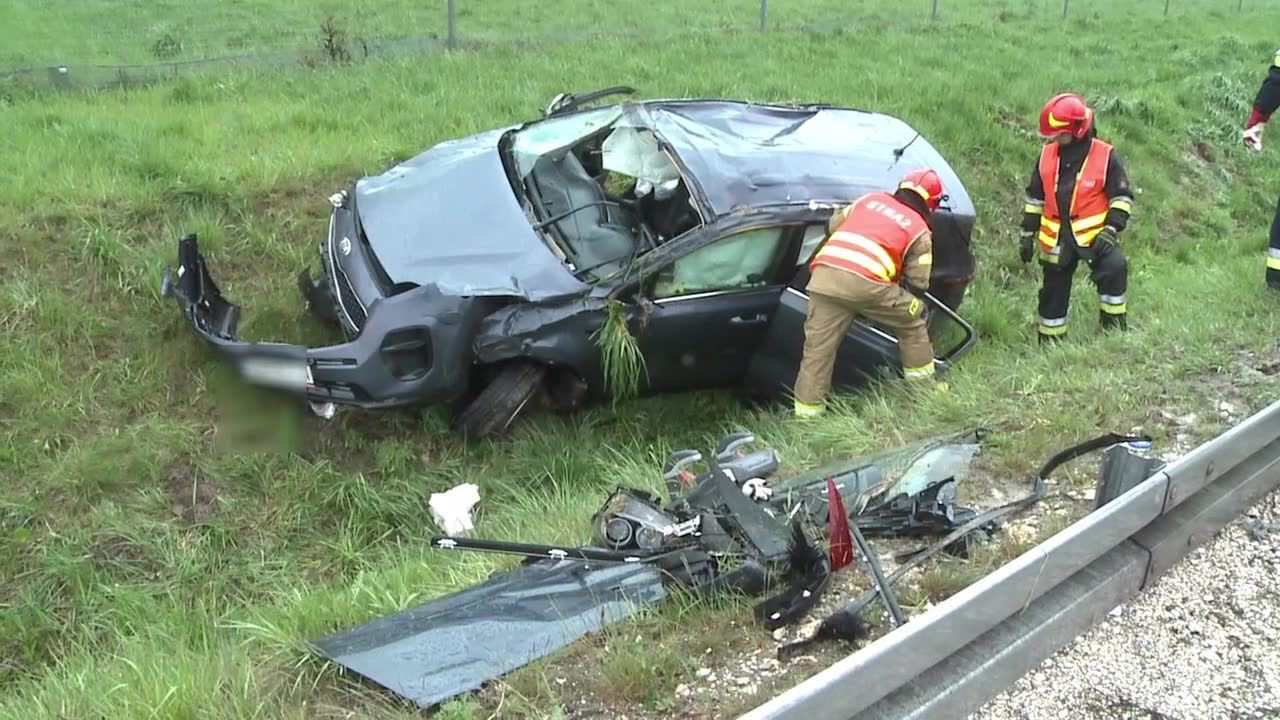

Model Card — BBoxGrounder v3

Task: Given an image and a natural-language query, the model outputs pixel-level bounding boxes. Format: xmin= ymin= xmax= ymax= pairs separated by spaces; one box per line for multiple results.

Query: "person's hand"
xmin=1019 ymin=231 xmax=1035 ymax=264
xmin=1095 ymin=225 xmax=1119 ymax=250
xmin=1245 ymin=122 xmax=1265 ymax=152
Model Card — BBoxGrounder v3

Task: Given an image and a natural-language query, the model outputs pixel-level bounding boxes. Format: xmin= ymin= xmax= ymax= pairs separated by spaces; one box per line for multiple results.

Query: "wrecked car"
xmin=162 ymin=88 xmax=979 ymax=437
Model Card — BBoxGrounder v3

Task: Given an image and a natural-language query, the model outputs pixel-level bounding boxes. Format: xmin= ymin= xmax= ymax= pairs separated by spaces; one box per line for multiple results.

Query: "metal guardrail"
xmin=740 ymin=397 xmax=1280 ymax=720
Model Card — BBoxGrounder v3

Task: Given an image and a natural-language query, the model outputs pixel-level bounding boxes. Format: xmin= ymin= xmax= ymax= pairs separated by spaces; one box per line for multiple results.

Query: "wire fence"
xmin=2 ymin=0 xmax=1276 ymax=93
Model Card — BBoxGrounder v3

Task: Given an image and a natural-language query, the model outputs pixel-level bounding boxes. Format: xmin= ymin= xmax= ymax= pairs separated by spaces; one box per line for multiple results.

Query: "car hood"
xmin=353 ymin=128 xmax=588 ymax=301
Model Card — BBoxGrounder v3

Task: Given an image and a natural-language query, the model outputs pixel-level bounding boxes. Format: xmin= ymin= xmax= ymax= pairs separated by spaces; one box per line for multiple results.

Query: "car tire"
xmin=453 ymin=361 xmax=547 ymax=439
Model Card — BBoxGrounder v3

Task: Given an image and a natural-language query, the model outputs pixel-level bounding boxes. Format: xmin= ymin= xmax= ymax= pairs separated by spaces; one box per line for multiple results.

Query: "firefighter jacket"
xmin=813 ymin=192 xmax=932 ymax=289
xmin=1250 ymin=48 xmax=1280 ymax=125
xmin=1021 ymin=132 xmax=1133 ymax=263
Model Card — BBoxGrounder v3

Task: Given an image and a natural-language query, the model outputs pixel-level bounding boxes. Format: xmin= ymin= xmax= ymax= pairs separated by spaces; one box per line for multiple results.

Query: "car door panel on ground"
xmin=631 ymin=226 xmax=793 ymax=393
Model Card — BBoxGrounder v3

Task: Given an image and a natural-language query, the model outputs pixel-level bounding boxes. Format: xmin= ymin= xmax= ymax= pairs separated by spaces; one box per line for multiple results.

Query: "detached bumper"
xmin=161 ymin=234 xmax=483 ymax=409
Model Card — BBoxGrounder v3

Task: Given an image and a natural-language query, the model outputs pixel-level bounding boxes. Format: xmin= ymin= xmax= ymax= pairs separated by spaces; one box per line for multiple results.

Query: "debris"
xmin=428 ymin=483 xmax=481 ymax=536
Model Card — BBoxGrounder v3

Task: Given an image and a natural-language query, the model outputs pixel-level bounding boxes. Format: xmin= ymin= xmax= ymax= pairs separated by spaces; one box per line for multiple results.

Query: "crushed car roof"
xmin=645 ymin=100 xmax=974 ymax=218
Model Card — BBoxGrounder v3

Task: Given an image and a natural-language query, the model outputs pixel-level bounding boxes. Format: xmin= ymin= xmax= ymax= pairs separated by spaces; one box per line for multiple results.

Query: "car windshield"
xmin=504 ymin=105 xmax=703 ymax=282
xmin=511 ymin=107 xmax=625 ymax=179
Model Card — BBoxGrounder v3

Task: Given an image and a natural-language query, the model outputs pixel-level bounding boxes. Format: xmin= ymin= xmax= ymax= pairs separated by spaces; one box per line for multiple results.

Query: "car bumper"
xmin=161 ymin=233 xmax=483 ymax=409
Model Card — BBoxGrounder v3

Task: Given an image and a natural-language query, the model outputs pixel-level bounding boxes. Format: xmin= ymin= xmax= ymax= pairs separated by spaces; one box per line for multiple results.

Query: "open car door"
xmin=743 ymin=269 xmax=975 ymax=401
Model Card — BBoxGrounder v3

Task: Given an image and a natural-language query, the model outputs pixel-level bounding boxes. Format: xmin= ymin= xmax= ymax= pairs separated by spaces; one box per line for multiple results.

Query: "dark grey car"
xmin=162 ymin=90 xmax=978 ymax=437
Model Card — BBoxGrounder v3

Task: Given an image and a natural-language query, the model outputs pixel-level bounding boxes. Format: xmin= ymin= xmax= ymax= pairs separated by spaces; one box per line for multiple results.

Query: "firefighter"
xmin=793 ymin=169 xmax=945 ymax=418
xmin=1242 ymin=48 xmax=1280 ymax=289
xmin=1020 ymin=93 xmax=1134 ymax=341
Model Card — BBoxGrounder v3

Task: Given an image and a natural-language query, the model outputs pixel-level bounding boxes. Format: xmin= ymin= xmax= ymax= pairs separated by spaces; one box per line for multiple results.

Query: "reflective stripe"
xmin=1038 ymin=322 xmax=1068 ymax=337
xmin=903 ymin=363 xmax=936 ymax=379
xmin=829 ymin=232 xmax=899 ymax=277
xmin=1268 ymin=248 xmax=1280 ymax=259
xmin=794 ymin=400 xmax=825 ymax=418
xmin=1042 ymin=217 xmax=1061 ymax=231
xmin=1099 ymin=293 xmax=1127 ymax=305
xmin=1071 ymin=211 xmax=1109 ymax=233
xmin=1267 ymin=256 xmax=1280 ymax=271
xmin=1024 ymin=203 xmax=1044 ymax=215
xmin=1039 ymin=316 xmax=1068 ymax=328
xmin=1025 ymin=197 xmax=1045 ymax=207
xmin=917 ymin=253 xmax=933 ymax=266
xmin=908 ymin=297 xmax=921 ymax=317
xmin=1109 ymin=197 xmax=1133 ymax=214
xmin=1274 ymin=49 xmax=1280 ymax=67
xmin=816 ymin=245 xmax=892 ymax=281
xmin=1100 ymin=302 xmax=1127 ymax=315
xmin=900 ymin=182 xmax=933 ymax=201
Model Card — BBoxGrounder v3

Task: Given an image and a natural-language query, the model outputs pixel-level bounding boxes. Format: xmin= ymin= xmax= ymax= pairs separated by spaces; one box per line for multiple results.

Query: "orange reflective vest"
xmin=811 ymin=192 xmax=928 ymax=284
xmin=1038 ymin=139 xmax=1113 ymax=256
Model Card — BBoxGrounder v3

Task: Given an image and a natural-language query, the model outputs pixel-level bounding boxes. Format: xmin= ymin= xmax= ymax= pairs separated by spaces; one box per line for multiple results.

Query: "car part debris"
xmin=311 ymin=559 xmax=665 ymax=709
xmin=428 ymin=483 xmax=481 ymax=536
xmin=850 ymin=520 xmax=907 ymax=627
xmin=311 ymin=428 xmax=1012 ymax=708
xmin=777 ymin=432 xmax=1152 ymax=660
xmin=1094 ymin=441 xmax=1165 ymax=509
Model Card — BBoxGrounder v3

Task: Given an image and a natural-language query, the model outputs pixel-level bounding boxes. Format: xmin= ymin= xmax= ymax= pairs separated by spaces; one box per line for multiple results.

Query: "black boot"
xmin=1100 ymin=311 xmax=1128 ymax=331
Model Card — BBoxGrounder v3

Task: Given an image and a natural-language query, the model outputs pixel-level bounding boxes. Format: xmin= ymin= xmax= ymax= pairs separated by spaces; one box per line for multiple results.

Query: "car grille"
xmin=326 ymin=230 xmax=367 ymax=336
xmin=334 ymin=267 xmax=367 ymax=333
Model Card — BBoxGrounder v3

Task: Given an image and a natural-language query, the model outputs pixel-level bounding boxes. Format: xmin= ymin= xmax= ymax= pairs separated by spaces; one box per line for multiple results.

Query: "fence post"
xmin=760 ymin=0 xmax=767 ymax=31
xmin=447 ymin=0 xmax=457 ymax=49
xmin=1062 ymin=0 xmax=1069 ymax=19
xmin=1238 ymin=0 xmax=1243 ymax=10
xmin=931 ymin=0 xmax=938 ymax=20
xmin=1164 ymin=0 xmax=1170 ymax=15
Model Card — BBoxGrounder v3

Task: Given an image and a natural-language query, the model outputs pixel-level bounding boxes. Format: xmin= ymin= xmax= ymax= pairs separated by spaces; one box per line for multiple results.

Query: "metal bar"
xmin=760 ymin=0 xmax=768 ymax=31
xmin=447 ymin=0 xmax=457 ymax=50
xmin=1062 ymin=0 xmax=1069 ymax=19
xmin=931 ymin=0 xmax=938 ymax=20
xmin=850 ymin=543 xmax=1150 ymax=720
xmin=1165 ymin=0 xmax=1171 ymax=15
xmin=1133 ymin=434 xmax=1280 ymax=587
xmin=739 ymin=472 xmax=1168 ymax=720
xmin=743 ymin=400 xmax=1280 ymax=720
xmin=1157 ymin=397 xmax=1280 ymax=512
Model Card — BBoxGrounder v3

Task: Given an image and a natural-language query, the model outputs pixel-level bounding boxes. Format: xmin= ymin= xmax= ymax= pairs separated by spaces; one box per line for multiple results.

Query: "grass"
xmin=4 ymin=0 xmax=1280 ymax=718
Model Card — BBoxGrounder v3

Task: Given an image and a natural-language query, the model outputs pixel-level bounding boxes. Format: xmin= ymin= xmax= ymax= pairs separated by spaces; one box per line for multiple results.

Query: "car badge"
xmin=339 ymin=237 xmax=352 ymax=256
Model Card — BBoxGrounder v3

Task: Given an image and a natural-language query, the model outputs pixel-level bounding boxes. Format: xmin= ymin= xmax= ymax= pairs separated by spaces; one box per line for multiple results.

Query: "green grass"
xmin=4 ymin=1 xmax=1280 ymax=718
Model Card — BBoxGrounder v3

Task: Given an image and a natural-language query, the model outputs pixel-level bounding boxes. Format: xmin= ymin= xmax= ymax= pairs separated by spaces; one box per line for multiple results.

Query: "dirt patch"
xmin=166 ymin=461 xmax=220 ymax=525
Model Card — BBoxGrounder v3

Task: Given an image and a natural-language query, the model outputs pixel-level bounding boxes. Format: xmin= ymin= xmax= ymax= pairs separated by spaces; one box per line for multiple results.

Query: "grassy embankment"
xmin=3 ymin=1 xmax=1280 ymax=718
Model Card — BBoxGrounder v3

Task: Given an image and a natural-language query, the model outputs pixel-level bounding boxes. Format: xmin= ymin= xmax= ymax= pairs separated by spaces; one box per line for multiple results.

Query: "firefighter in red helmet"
xmin=794 ymin=168 xmax=946 ymax=418
xmin=1020 ymin=93 xmax=1135 ymax=341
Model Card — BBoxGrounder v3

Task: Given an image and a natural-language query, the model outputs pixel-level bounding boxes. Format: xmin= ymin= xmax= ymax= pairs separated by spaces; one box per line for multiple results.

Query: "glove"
xmin=1019 ymin=231 xmax=1035 ymax=264
xmin=1095 ymin=225 xmax=1119 ymax=251
xmin=1244 ymin=122 xmax=1265 ymax=152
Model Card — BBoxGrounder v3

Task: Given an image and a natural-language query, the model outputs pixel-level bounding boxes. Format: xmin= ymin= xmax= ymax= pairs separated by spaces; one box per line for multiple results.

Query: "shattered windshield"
xmin=511 ymin=106 xmax=625 ymax=179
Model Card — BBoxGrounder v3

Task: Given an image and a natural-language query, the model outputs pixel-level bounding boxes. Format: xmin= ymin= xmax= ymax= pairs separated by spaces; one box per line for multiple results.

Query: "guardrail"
xmin=740 ymin=397 xmax=1280 ymax=720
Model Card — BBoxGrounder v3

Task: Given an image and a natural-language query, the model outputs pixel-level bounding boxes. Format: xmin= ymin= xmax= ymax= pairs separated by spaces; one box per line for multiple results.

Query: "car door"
xmin=744 ymin=222 xmax=961 ymax=399
xmin=628 ymin=225 xmax=794 ymax=394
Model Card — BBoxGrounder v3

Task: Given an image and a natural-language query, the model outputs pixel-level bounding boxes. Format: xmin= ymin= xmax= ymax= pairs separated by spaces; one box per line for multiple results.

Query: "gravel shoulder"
xmin=974 ymin=488 xmax=1280 ymax=720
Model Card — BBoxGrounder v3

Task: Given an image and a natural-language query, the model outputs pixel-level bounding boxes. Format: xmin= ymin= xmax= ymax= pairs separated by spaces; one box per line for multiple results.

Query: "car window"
xmin=651 ymin=227 xmax=787 ymax=299
xmin=798 ymin=224 xmax=827 ymax=266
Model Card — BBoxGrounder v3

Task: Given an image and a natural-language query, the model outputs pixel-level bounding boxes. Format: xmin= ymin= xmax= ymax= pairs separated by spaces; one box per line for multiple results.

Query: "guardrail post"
xmin=1165 ymin=0 xmax=1171 ymax=15
xmin=760 ymin=0 xmax=768 ymax=31
xmin=447 ymin=0 xmax=457 ymax=49
xmin=931 ymin=0 xmax=938 ymax=20
xmin=1062 ymin=0 xmax=1069 ymax=18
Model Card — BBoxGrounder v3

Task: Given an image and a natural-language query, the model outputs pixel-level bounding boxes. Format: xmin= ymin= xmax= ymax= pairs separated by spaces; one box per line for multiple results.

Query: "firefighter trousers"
xmin=1037 ymin=240 xmax=1128 ymax=339
xmin=794 ymin=265 xmax=935 ymax=410
xmin=1267 ymin=192 xmax=1280 ymax=289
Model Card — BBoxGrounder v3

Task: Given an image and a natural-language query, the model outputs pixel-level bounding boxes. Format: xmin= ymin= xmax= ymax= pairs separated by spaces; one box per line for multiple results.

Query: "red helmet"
xmin=1039 ymin=93 xmax=1094 ymax=139
xmin=898 ymin=168 xmax=945 ymax=212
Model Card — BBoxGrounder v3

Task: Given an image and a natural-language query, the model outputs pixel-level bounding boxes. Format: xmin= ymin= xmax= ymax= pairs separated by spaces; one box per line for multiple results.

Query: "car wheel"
xmin=453 ymin=361 xmax=547 ymax=439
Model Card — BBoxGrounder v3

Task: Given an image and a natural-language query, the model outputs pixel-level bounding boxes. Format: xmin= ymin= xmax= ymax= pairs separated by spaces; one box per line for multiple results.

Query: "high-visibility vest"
xmin=1038 ymin=138 xmax=1113 ymax=253
xmin=811 ymin=192 xmax=928 ymax=284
